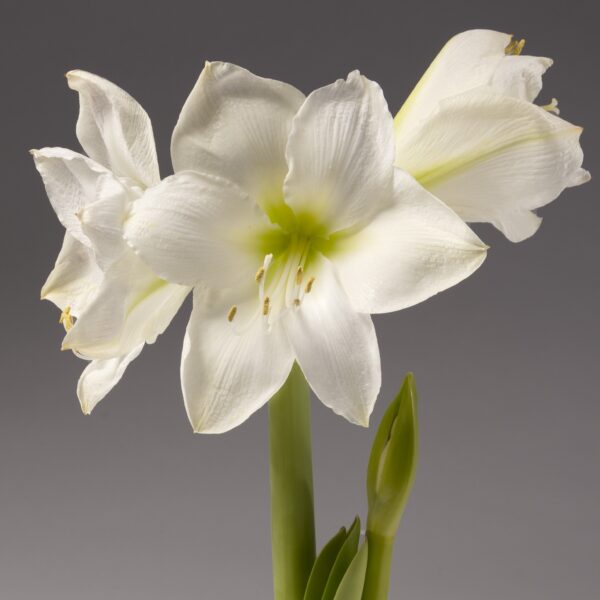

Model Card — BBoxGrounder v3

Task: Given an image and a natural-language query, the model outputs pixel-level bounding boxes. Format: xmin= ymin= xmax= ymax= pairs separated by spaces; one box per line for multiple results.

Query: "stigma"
xmin=542 ymin=98 xmax=560 ymax=115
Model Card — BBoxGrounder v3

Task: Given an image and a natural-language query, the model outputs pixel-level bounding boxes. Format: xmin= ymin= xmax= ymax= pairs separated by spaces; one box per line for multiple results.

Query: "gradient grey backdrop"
xmin=1 ymin=1 xmax=598 ymax=598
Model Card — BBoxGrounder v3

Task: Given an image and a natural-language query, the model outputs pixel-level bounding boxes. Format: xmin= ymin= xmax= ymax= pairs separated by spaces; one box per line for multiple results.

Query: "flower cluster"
xmin=33 ymin=30 xmax=589 ymax=432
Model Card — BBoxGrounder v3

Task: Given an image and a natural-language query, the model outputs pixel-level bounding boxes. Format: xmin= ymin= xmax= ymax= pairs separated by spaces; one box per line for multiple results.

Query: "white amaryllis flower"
xmin=33 ymin=71 xmax=189 ymax=414
xmin=394 ymin=29 xmax=590 ymax=242
xmin=124 ymin=63 xmax=487 ymax=433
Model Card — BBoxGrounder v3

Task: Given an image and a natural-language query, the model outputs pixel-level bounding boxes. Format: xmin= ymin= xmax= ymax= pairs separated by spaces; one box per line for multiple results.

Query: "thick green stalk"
xmin=362 ymin=531 xmax=394 ymax=600
xmin=269 ymin=363 xmax=316 ymax=600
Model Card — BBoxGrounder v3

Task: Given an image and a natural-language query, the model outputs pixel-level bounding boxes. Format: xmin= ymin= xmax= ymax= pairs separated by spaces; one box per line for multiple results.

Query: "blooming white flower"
xmin=394 ymin=29 xmax=590 ymax=242
xmin=33 ymin=71 xmax=189 ymax=414
xmin=124 ymin=63 xmax=488 ymax=433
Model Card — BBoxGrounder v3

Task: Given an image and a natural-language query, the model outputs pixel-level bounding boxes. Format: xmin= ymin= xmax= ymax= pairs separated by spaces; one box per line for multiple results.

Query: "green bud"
xmin=366 ymin=373 xmax=418 ymax=538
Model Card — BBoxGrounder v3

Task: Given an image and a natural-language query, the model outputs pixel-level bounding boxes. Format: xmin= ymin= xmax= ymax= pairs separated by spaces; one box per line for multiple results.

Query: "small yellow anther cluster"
xmin=505 ymin=37 xmax=526 ymax=56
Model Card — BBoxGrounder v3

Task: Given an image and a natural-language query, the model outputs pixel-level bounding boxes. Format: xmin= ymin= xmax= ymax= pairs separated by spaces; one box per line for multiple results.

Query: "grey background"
xmin=1 ymin=0 xmax=598 ymax=598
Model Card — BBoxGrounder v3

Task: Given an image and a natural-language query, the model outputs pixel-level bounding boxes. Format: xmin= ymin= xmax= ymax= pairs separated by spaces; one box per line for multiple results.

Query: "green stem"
xmin=269 ymin=363 xmax=316 ymax=600
xmin=362 ymin=531 xmax=394 ymax=600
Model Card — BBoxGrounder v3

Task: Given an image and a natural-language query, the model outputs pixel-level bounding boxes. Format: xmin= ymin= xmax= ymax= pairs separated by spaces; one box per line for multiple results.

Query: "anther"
xmin=227 ymin=305 xmax=238 ymax=322
xmin=59 ymin=306 xmax=74 ymax=331
xmin=305 ymin=277 xmax=315 ymax=294
xmin=505 ymin=38 xmax=525 ymax=56
xmin=263 ymin=297 xmax=271 ymax=316
xmin=255 ymin=267 xmax=265 ymax=282
xmin=293 ymin=298 xmax=301 ymax=307
xmin=295 ymin=266 xmax=304 ymax=285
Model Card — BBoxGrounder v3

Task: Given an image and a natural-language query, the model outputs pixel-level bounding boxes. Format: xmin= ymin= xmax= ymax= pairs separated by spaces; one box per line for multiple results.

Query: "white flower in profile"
xmin=393 ymin=29 xmax=590 ymax=242
xmin=32 ymin=71 xmax=189 ymax=414
xmin=124 ymin=63 xmax=488 ymax=433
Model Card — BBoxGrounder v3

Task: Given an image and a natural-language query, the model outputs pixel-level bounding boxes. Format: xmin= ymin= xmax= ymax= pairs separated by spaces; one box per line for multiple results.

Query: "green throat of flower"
xmin=230 ymin=202 xmax=347 ymax=329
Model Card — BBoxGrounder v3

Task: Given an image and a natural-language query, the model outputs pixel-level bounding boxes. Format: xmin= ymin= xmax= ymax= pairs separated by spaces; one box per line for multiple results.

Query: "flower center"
xmin=228 ymin=233 xmax=318 ymax=329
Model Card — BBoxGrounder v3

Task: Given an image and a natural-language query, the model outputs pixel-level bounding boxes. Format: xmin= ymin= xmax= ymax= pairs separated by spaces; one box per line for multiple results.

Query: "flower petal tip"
xmin=577 ymin=169 xmax=592 ymax=185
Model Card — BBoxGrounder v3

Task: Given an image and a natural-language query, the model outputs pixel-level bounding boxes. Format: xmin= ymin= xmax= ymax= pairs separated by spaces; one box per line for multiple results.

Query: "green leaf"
xmin=303 ymin=527 xmax=347 ymax=600
xmin=366 ymin=373 xmax=418 ymax=538
xmin=322 ymin=517 xmax=361 ymax=600
xmin=333 ymin=541 xmax=369 ymax=600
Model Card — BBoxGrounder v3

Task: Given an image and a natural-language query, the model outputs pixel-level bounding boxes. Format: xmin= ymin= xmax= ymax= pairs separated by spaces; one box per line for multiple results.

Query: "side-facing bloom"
xmin=33 ymin=71 xmax=189 ymax=413
xmin=125 ymin=63 xmax=488 ymax=433
xmin=394 ymin=29 xmax=590 ymax=242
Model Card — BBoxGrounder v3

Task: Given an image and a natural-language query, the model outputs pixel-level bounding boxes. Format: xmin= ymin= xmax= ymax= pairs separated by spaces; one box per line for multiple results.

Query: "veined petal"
xmin=41 ymin=233 xmax=102 ymax=316
xmin=396 ymin=90 xmax=590 ymax=242
xmin=67 ymin=70 xmax=159 ymax=188
xmin=394 ymin=29 xmax=552 ymax=140
xmin=491 ymin=54 xmax=553 ymax=103
xmin=125 ymin=170 xmax=277 ymax=288
xmin=79 ymin=187 xmax=134 ymax=270
xmin=77 ymin=344 xmax=144 ymax=414
xmin=171 ymin=61 xmax=304 ymax=218
xmin=284 ymin=71 xmax=395 ymax=233
xmin=31 ymin=147 xmax=126 ymax=248
xmin=284 ymin=256 xmax=381 ymax=427
xmin=182 ymin=287 xmax=295 ymax=434
xmin=333 ymin=169 xmax=487 ymax=314
xmin=62 ymin=252 xmax=190 ymax=359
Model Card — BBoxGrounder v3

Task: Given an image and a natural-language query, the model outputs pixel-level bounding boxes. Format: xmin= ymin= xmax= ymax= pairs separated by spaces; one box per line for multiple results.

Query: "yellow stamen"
xmin=305 ymin=277 xmax=315 ymax=294
xmin=542 ymin=98 xmax=560 ymax=115
xmin=505 ymin=37 xmax=526 ymax=56
xmin=227 ymin=305 xmax=238 ymax=322
xmin=255 ymin=266 xmax=265 ymax=283
xmin=263 ymin=297 xmax=271 ymax=316
xmin=59 ymin=306 xmax=74 ymax=331
xmin=295 ymin=266 xmax=304 ymax=285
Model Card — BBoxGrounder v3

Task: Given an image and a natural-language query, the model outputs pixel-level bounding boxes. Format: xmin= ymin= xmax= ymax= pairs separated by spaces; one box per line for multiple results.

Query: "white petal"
xmin=62 ymin=252 xmax=190 ymax=359
xmin=333 ymin=169 xmax=487 ymax=314
xmin=284 ymin=256 xmax=381 ymax=427
xmin=284 ymin=71 xmax=395 ymax=232
xmin=182 ymin=287 xmax=295 ymax=434
xmin=78 ymin=187 xmax=134 ymax=270
xmin=396 ymin=90 xmax=589 ymax=242
xmin=171 ymin=61 xmax=304 ymax=215
xmin=491 ymin=55 xmax=552 ymax=103
xmin=125 ymin=170 xmax=276 ymax=288
xmin=394 ymin=30 xmax=552 ymax=140
xmin=41 ymin=233 xmax=103 ymax=316
xmin=32 ymin=147 xmax=126 ymax=247
xmin=67 ymin=70 xmax=159 ymax=187
xmin=77 ymin=344 xmax=144 ymax=414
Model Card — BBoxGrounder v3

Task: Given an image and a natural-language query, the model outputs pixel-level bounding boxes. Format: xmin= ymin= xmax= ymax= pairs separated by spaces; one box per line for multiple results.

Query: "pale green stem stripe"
xmin=269 ymin=363 xmax=316 ymax=600
xmin=361 ymin=531 xmax=394 ymax=600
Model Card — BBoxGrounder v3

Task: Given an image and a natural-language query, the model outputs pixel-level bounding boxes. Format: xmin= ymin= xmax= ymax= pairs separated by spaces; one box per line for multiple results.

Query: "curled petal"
xmin=67 ymin=70 xmax=159 ymax=187
xmin=32 ymin=147 xmax=125 ymax=248
xmin=77 ymin=345 xmax=144 ymax=414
